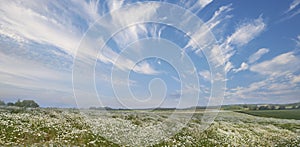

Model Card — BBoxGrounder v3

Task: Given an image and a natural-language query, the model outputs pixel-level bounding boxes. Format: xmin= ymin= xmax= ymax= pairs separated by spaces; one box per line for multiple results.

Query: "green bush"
xmin=0 ymin=100 xmax=5 ymax=106
xmin=13 ymin=100 xmax=39 ymax=108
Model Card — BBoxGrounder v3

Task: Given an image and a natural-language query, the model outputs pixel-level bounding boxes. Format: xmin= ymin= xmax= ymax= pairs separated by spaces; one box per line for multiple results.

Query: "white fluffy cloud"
xmin=226 ymin=51 xmax=300 ymax=103
xmin=226 ymin=75 xmax=300 ymax=103
xmin=250 ymin=52 xmax=300 ymax=76
xmin=233 ymin=62 xmax=249 ymax=73
xmin=232 ymin=48 xmax=269 ymax=73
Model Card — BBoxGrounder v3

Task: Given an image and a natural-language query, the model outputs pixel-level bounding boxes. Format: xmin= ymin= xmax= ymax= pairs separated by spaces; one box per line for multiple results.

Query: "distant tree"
xmin=104 ymin=107 xmax=113 ymax=110
xmin=278 ymin=105 xmax=286 ymax=110
xmin=249 ymin=105 xmax=258 ymax=110
xmin=297 ymin=106 xmax=300 ymax=109
xmin=14 ymin=100 xmax=22 ymax=107
xmin=13 ymin=100 xmax=39 ymax=108
xmin=21 ymin=100 xmax=39 ymax=108
xmin=242 ymin=105 xmax=248 ymax=108
xmin=7 ymin=102 xmax=14 ymax=106
xmin=0 ymin=100 xmax=5 ymax=106
xmin=292 ymin=105 xmax=297 ymax=109
xmin=258 ymin=106 xmax=269 ymax=110
xmin=270 ymin=105 xmax=276 ymax=110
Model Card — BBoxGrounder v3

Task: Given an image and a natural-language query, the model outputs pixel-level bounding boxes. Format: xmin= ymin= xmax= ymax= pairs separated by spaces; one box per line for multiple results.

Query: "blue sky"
xmin=0 ymin=0 xmax=299 ymax=108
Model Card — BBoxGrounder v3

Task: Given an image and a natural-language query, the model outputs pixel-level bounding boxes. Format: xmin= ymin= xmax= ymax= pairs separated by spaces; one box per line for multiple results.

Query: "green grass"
xmin=237 ymin=109 xmax=300 ymax=120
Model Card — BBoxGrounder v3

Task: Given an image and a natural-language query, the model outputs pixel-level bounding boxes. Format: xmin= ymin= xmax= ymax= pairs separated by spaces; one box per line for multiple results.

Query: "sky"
xmin=0 ymin=0 xmax=299 ymax=108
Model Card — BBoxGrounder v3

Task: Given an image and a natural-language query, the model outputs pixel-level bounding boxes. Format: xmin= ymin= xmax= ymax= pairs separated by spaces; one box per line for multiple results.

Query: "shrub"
xmin=0 ymin=100 xmax=5 ymax=106
xmin=278 ymin=106 xmax=286 ymax=110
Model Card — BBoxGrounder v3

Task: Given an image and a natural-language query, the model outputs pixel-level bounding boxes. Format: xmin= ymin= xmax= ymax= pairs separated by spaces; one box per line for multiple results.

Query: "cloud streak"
xmin=250 ymin=52 xmax=300 ymax=76
xmin=248 ymin=48 xmax=270 ymax=64
xmin=287 ymin=0 xmax=300 ymax=12
xmin=281 ymin=0 xmax=300 ymax=21
xmin=221 ymin=16 xmax=266 ymax=72
xmin=0 ymin=1 xmax=83 ymax=56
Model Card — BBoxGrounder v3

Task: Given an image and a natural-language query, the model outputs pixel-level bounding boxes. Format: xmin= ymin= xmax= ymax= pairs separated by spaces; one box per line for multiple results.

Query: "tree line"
xmin=221 ymin=102 xmax=300 ymax=110
xmin=0 ymin=99 xmax=39 ymax=108
xmin=246 ymin=105 xmax=300 ymax=110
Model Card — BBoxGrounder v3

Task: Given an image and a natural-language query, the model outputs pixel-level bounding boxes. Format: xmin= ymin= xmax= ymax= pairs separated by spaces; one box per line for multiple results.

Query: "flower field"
xmin=0 ymin=107 xmax=299 ymax=146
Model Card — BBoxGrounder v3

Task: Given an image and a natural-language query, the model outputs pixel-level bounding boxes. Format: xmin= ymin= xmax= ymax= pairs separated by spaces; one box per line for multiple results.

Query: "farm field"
xmin=237 ymin=109 xmax=300 ymax=120
xmin=0 ymin=107 xmax=299 ymax=146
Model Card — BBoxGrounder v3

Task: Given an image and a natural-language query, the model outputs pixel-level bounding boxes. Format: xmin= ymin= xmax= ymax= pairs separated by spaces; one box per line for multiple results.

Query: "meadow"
xmin=0 ymin=107 xmax=299 ymax=146
xmin=237 ymin=109 xmax=300 ymax=120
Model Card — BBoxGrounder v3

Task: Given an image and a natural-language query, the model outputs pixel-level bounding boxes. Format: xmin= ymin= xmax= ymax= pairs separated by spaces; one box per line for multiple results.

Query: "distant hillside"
xmin=87 ymin=102 xmax=300 ymax=111
xmin=220 ymin=102 xmax=300 ymax=110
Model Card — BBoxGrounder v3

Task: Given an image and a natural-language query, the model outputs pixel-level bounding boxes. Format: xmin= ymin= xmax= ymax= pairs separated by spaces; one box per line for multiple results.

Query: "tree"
xmin=270 ymin=105 xmax=276 ymax=110
xmin=20 ymin=100 xmax=39 ymax=108
xmin=278 ymin=105 xmax=286 ymax=110
xmin=7 ymin=102 xmax=14 ymax=106
xmin=258 ymin=106 xmax=269 ymax=110
xmin=13 ymin=100 xmax=39 ymax=108
xmin=0 ymin=100 xmax=5 ymax=106
xmin=14 ymin=99 xmax=22 ymax=107
xmin=249 ymin=105 xmax=258 ymax=110
xmin=242 ymin=105 xmax=248 ymax=109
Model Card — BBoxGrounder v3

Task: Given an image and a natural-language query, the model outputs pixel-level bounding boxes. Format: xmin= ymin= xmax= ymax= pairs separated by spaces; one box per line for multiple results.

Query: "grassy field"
xmin=0 ymin=107 xmax=299 ymax=146
xmin=237 ymin=109 xmax=300 ymax=120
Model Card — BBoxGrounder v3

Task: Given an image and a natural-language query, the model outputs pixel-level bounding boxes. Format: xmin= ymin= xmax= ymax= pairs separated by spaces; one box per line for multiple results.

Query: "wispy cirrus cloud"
xmin=287 ymin=0 xmax=300 ymax=12
xmin=281 ymin=0 xmax=300 ymax=21
xmin=0 ymin=51 xmax=74 ymax=107
xmin=224 ymin=16 xmax=266 ymax=47
xmin=0 ymin=1 xmax=84 ymax=55
xmin=97 ymin=39 xmax=160 ymax=76
xmin=182 ymin=4 xmax=233 ymax=75
xmin=248 ymin=48 xmax=270 ymax=64
xmin=189 ymin=0 xmax=213 ymax=13
xmin=0 ymin=0 xmax=162 ymax=75
xmin=185 ymin=4 xmax=233 ymax=51
xmin=221 ymin=16 xmax=266 ymax=72
xmin=205 ymin=4 xmax=233 ymax=30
